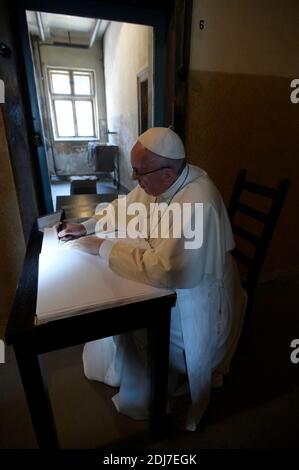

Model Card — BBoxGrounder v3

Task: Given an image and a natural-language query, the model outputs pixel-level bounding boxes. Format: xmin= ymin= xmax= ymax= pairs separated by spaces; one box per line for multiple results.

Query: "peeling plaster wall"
xmin=36 ymin=40 xmax=107 ymax=176
xmin=103 ymin=22 xmax=153 ymax=190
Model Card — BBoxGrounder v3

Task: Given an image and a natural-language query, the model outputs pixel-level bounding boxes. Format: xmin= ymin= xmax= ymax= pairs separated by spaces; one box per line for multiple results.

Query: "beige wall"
xmin=186 ymin=0 xmax=299 ymax=276
xmin=0 ymin=107 xmax=25 ymax=338
xmin=103 ymin=22 xmax=153 ymax=190
xmin=38 ymin=41 xmax=107 ymax=175
xmin=190 ymin=0 xmax=299 ymax=77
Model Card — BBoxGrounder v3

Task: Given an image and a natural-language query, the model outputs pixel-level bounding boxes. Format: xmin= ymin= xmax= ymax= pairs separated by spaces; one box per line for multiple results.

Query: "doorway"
xmin=16 ymin=1 xmax=171 ymax=214
xmin=26 ymin=11 xmax=154 ymax=210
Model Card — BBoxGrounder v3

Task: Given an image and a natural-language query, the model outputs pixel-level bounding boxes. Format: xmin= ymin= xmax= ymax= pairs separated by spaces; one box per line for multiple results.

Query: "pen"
xmin=57 ymin=222 xmax=64 ymax=243
xmin=57 ymin=221 xmax=69 ymax=243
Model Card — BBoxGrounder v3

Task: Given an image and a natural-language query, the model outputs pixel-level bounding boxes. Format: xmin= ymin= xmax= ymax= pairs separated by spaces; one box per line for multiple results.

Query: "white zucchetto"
xmin=137 ymin=127 xmax=186 ymax=160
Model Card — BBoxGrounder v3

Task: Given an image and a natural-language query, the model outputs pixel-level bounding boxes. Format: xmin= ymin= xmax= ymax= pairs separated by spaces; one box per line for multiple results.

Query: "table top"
xmin=5 ymin=222 xmax=176 ymax=353
xmin=56 ymin=193 xmax=120 ymax=219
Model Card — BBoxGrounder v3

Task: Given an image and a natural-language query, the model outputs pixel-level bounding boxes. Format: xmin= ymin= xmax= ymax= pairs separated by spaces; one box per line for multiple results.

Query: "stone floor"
xmin=0 ymin=274 xmax=298 ymax=449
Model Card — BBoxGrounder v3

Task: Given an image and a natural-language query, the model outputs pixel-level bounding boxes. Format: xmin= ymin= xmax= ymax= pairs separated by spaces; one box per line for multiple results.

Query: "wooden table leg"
xmin=148 ymin=307 xmax=171 ymax=440
xmin=14 ymin=344 xmax=59 ymax=449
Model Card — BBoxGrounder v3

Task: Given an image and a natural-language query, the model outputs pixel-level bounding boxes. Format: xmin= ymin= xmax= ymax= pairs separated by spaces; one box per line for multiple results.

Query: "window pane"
xmin=75 ymin=101 xmax=94 ymax=136
xmin=54 ymin=100 xmax=75 ymax=137
xmin=51 ymin=72 xmax=71 ymax=94
xmin=74 ymin=73 xmax=91 ymax=95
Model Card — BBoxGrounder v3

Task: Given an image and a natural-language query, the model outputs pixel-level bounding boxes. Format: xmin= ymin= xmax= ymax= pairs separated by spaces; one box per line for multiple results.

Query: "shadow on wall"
xmin=0 ymin=108 xmax=26 ymax=337
xmin=185 ymin=70 xmax=299 ymax=276
xmin=106 ymin=116 xmax=138 ymax=192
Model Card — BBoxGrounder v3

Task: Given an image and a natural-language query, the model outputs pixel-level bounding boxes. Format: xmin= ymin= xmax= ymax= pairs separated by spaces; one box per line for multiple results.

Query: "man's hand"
xmin=65 ymin=236 xmax=105 ymax=255
xmin=57 ymin=222 xmax=87 ymax=241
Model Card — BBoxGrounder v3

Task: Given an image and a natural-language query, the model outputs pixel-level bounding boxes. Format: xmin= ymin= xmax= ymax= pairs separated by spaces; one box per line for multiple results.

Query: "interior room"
xmin=0 ymin=0 xmax=298 ymax=451
xmin=26 ymin=11 xmax=154 ymax=209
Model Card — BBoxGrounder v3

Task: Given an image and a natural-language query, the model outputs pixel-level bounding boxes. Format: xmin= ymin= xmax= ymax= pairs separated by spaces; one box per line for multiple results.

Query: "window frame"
xmin=46 ymin=66 xmax=99 ymax=141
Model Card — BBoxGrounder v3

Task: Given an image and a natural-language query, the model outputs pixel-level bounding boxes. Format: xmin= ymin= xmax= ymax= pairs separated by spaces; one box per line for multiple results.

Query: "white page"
xmin=37 ymin=211 xmax=62 ymax=232
xmin=41 ymin=226 xmax=66 ymax=254
xmin=36 ymin=232 xmax=172 ymax=324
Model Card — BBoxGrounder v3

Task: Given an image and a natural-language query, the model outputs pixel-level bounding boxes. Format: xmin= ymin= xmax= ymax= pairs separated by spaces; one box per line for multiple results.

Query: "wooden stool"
xmin=70 ymin=179 xmax=97 ymax=195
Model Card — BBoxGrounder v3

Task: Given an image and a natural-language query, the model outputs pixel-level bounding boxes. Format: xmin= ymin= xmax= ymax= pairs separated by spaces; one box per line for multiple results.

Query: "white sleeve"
xmin=82 ymin=217 xmax=97 ymax=235
xmin=99 ymin=239 xmax=117 ymax=263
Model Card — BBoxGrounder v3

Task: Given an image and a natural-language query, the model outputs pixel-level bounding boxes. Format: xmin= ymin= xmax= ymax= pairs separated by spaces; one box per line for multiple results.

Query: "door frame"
xmin=13 ymin=0 xmax=172 ymax=213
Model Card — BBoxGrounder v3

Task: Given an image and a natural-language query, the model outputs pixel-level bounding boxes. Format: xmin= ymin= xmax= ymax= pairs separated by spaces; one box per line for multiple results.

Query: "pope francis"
xmin=58 ymin=127 xmax=247 ymax=431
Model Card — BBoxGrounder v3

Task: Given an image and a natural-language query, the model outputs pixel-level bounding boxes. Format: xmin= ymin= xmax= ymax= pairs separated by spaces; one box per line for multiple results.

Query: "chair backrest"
xmin=94 ymin=145 xmax=118 ymax=172
xmin=87 ymin=143 xmax=118 ymax=172
xmin=228 ymin=169 xmax=290 ymax=297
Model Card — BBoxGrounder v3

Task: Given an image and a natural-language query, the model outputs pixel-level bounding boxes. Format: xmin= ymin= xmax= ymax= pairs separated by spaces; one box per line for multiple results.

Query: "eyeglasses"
xmin=132 ymin=166 xmax=170 ymax=177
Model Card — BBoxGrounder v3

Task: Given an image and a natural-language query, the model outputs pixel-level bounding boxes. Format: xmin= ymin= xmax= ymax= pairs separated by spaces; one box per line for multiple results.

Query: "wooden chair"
xmin=88 ymin=142 xmax=120 ymax=189
xmin=228 ymin=169 xmax=290 ymax=348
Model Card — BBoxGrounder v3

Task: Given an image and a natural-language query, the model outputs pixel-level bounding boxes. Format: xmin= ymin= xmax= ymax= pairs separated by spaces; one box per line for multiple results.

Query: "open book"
xmin=36 ymin=226 xmax=173 ymax=324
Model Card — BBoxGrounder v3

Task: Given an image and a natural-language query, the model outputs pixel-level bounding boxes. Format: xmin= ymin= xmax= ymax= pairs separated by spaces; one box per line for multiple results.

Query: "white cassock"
xmin=81 ymin=164 xmax=247 ymax=431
